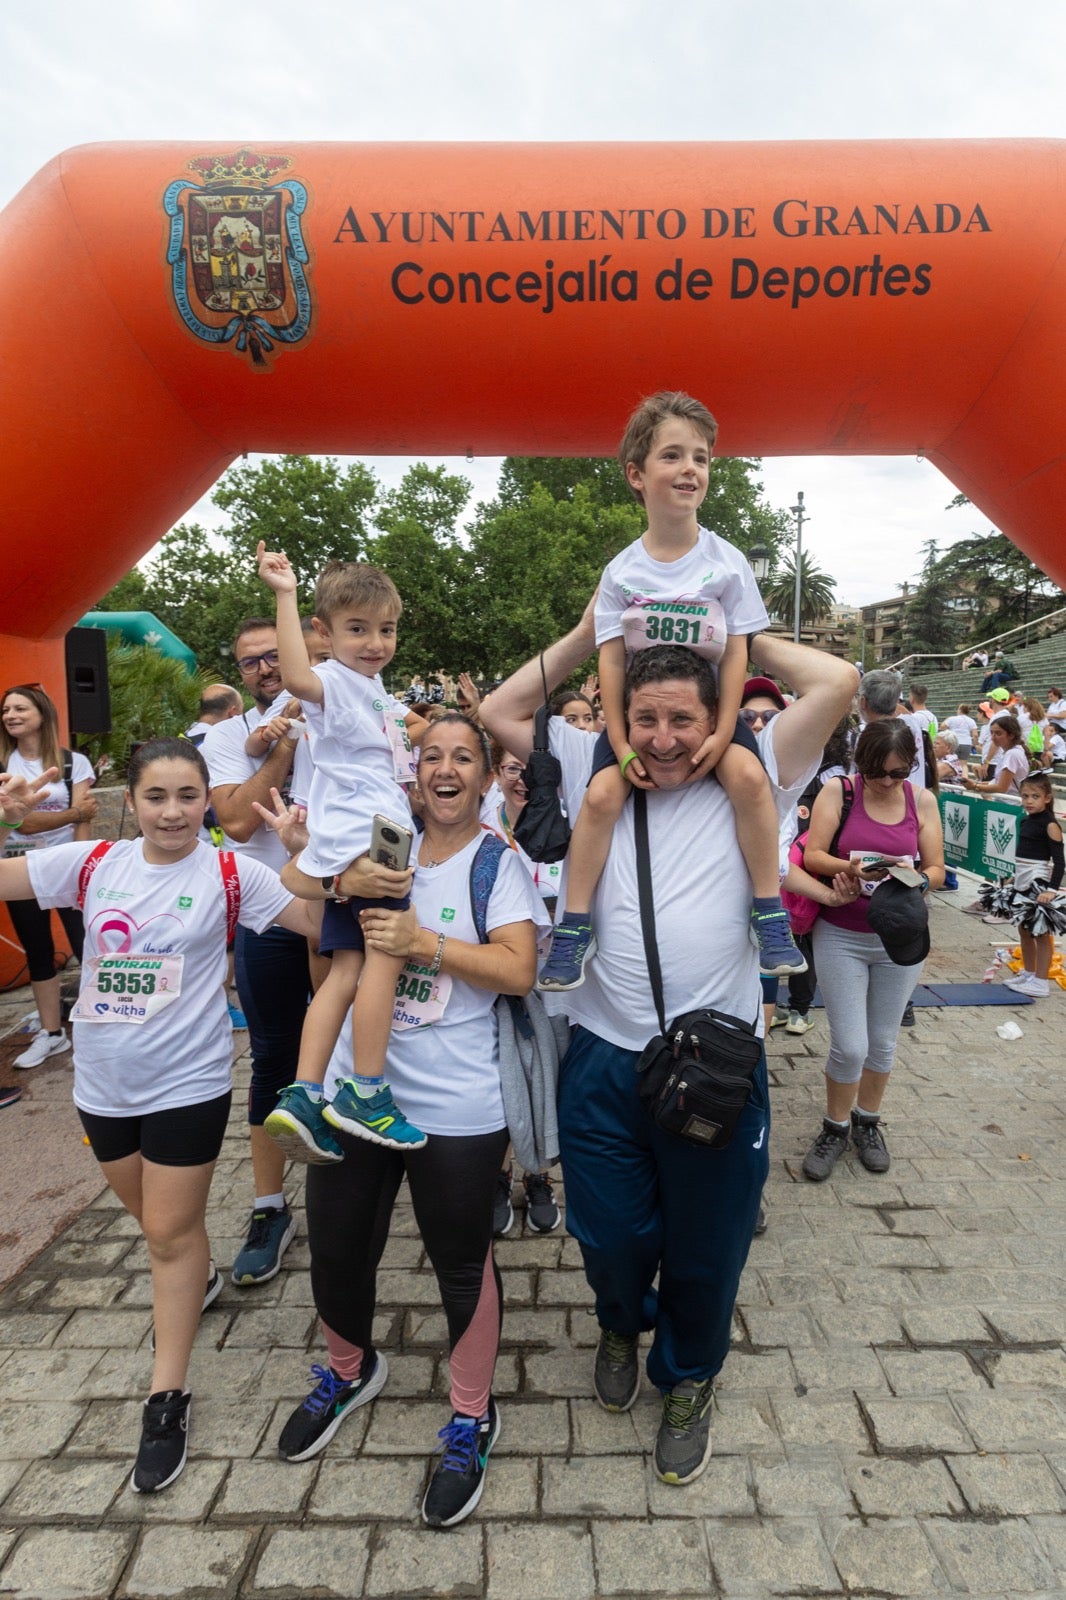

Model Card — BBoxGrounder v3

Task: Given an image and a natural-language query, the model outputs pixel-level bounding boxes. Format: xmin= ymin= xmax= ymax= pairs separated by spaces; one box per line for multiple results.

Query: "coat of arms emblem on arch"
xmin=164 ymin=149 xmax=312 ymax=368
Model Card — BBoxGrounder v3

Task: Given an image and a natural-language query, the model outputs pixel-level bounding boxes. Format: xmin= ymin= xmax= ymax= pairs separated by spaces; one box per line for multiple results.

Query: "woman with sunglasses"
xmin=798 ymin=719 xmax=944 ymax=1183
xmin=1 ymin=684 xmax=97 ymax=1067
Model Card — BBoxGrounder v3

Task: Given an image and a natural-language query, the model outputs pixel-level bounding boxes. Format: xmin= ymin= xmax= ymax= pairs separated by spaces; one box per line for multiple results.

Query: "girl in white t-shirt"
xmin=537 ymin=391 xmax=805 ymax=993
xmin=0 ymin=738 xmax=316 ymax=1497
xmin=0 ymin=683 xmax=97 ymax=1068
xmin=965 ymin=715 xmax=1031 ymax=797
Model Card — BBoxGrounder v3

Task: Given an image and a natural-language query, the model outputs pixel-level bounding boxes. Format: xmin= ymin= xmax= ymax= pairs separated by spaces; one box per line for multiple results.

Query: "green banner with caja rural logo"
xmin=938 ymin=790 xmax=1021 ymax=880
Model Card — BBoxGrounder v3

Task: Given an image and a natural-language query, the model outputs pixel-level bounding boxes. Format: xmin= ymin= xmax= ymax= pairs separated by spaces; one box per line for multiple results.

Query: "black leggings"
xmin=305 ymin=1126 xmax=510 ymax=1412
xmin=7 ymin=897 xmax=85 ymax=983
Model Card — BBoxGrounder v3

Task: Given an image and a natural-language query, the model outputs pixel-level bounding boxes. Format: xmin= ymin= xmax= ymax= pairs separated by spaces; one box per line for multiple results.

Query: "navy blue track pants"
xmin=558 ymin=1024 xmax=769 ymax=1392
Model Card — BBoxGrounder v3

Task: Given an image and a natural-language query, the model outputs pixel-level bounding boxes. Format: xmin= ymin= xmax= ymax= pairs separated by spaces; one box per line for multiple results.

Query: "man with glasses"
xmin=201 ymin=619 xmax=311 ymax=1286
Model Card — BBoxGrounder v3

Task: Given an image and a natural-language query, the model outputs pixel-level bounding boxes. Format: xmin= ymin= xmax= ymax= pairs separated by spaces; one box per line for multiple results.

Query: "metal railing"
xmin=882 ymin=605 xmax=1066 ymax=676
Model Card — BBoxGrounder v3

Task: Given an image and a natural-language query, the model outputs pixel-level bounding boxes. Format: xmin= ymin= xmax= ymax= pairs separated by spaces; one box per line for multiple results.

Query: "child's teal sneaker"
xmin=323 ymin=1082 xmax=428 ymax=1150
xmin=265 ymin=1083 xmax=345 ymax=1164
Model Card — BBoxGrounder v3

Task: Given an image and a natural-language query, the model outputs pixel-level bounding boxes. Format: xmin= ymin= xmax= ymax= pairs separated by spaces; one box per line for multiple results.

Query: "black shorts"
xmin=319 ymin=892 xmax=412 ymax=955
xmin=588 ymin=714 xmax=761 ymax=780
xmin=78 ymin=1090 xmax=232 ymax=1167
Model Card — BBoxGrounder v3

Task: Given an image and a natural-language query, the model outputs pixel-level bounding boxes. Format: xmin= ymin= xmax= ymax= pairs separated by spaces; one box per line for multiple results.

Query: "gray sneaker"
xmin=593 ymin=1328 xmax=640 ymax=1412
xmin=785 ymin=1010 xmax=812 ymax=1035
xmin=851 ymin=1111 xmax=891 ymax=1173
xmin=802 ymin=1119 xmax=849 ymax=1182
xmin=654 ymin=1378 xmax=716 ymax=1485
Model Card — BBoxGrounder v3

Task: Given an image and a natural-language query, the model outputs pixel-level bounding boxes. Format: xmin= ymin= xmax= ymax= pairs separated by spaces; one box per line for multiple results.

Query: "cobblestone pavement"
xmin=1 ymin=881 xmax=1064 ymax=1598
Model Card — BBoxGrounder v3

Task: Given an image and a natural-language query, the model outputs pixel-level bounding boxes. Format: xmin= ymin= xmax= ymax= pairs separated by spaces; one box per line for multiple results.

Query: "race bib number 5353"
xmin=72 ymin=955 xmax=184 ymax=1025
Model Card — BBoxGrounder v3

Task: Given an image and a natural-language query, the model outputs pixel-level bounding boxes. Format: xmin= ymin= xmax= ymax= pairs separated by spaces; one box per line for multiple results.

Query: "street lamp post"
xmin=747 ymin=542 xmax=772 ymax=583
xmin=789 ymin=491 xmax=807 ymax=643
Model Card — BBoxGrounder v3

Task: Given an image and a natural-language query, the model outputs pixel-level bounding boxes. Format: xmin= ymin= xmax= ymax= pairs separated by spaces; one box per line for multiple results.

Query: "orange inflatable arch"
xmin=2 ymin=136 xmax=1065 ymax=698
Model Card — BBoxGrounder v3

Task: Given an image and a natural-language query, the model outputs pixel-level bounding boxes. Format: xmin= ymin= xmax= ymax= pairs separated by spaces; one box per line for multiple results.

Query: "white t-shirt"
xmin=2 ymin=749 xmax=95 ymax=857
xmin=943 ymin=714 xmax=977 ymax=746
xmin=27 ymin=840 xmax=291 ymax=1116
xmin=324 ymin=833 xmax=549 ymax=1136
xmin=989 ymin=744 xmax=1030 ymax=795
xmin=542 ymin=717 xmax=816 ymax=1051
xmin=595 ymin=527 xmax=770 ymax=667
xmin=909 ymin=707 xmax=937 ymax=737
xmin=299 ymin=660 xmax=414 ymax=878
xmin=201 ymin=708 xmax=293 ymax=873
xmin=1046 ymin=697 xmax=1066 ymax=729
xmin=479 ymin=782 xmax=503 ymax=830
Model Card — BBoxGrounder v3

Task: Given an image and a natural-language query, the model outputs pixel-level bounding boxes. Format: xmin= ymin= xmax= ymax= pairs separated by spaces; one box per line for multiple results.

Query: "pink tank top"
xmin=819 ymin=775 xmax=920 ymax=934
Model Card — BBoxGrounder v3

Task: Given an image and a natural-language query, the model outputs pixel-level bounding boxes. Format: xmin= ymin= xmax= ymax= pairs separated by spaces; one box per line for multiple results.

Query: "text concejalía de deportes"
xmin=386 ymin=253 xmax=933 ymax=313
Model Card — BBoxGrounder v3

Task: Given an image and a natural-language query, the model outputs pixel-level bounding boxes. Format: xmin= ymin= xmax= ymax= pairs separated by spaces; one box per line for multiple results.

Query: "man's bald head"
xmin=198 ymin=684 xmax=244 ymax=722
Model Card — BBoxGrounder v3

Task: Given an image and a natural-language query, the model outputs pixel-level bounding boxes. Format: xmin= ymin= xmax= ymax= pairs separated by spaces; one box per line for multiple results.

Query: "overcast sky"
xmin=4 ymin=1 xmax=1062 ymax=605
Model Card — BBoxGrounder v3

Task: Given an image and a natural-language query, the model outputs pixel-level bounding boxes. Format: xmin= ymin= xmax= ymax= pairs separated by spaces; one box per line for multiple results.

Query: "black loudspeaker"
xmin=65 ymin=627 xmax=111 ymax=736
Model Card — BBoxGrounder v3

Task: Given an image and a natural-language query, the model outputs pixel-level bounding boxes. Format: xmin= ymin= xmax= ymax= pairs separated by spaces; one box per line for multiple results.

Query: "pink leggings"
xmin=305 ymin=1127 xmax=509 ymax=1418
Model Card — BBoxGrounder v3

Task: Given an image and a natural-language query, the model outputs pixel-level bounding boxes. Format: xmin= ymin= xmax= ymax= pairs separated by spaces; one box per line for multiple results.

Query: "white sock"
xmin=255 ymin=1193 xmax=285 ymax=1212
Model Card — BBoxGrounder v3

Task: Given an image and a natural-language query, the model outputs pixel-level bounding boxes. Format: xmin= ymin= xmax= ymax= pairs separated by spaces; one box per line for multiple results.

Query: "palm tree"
xmin=763 ymin=551 xmax=837 ymax=629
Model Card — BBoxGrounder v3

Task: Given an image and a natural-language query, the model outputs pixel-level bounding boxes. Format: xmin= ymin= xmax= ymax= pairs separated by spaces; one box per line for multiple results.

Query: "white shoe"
xmin=13 ymin=1028 xmax=70 ymax=1069
xmin=785 ymin=1010 xmax=813 ymax=1035
xmin=1016 ymin=975 xmax=1050 ymax=997
xmin=1004 ymin=972 xmax=1036 ymax=991
xmin=982 ymin=913 xmax=1015 ymax=925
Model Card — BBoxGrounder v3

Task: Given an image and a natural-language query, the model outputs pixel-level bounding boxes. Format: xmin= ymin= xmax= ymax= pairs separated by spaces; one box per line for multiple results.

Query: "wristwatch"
xmin=321 ymin=875 xmax=349 ymax=902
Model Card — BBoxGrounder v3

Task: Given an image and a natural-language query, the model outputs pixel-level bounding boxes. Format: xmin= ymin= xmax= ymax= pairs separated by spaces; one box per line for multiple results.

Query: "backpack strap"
xmin=837 ymin=775 xmax=854 ymax=844
xmin=76 ymin=840 xmax=114 ymax=908
xmin=62 ymin=747 xmax=74 ymax=805
xmin=218 ymin=850 xmax=241 ymax=944
xmin=468 ymin=830 xmax=509 ymax=944
xmin=77 ymin=841 xmax=241 ymax=942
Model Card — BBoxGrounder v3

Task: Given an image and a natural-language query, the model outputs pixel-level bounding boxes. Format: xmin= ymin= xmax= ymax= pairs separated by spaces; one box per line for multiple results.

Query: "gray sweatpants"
xmin=811 ymin=920 xmax=923 ymax=1085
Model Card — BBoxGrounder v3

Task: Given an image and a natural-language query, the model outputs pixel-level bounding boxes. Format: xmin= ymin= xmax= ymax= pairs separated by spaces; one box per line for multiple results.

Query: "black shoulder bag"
xmin=632 ymin=790 xmax=763 ymax=1148
xmin=511 ymin=654 xmax=572 ymax=864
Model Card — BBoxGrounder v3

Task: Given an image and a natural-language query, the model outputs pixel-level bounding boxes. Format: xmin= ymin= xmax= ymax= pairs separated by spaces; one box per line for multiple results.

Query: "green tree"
xmin=124 ymin=522 xmax=261 ymax=683
xmin=96 ymin=456 xmax=390 ymax=680
xmin=763 ymin=551 xmax=837 ymax=628
xmin=367 ymin=464 xmax=474 ymax=684
xmin=463 ymin=484 xmax=642 ymax=678
xmin=900 ymin=540 xmax=967 ymax=656
xmin=212 ymin=454 xmax=380 ymax=589
xmin=932 ymin=521 xmax=1065 ymax=635
xmin=496 ymin=456 xmax=630 ymax=508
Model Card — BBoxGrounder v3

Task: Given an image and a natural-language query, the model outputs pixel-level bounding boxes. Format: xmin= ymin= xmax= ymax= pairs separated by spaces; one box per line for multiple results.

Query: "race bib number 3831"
xmin=72 ymin=955 xmax=185 ymax=1025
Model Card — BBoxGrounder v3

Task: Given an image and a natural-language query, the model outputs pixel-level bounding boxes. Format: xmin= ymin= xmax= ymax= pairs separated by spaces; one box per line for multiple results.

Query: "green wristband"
xmin=619 ymin=752 xmax=638 ymax=777
xmin=0 ymin=818 xmax=20 ymax=830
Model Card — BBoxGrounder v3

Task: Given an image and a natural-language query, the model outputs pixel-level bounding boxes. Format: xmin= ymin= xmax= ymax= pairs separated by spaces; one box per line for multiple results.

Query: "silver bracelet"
xmin=427 ymin=931 xmax=447 ymax=975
